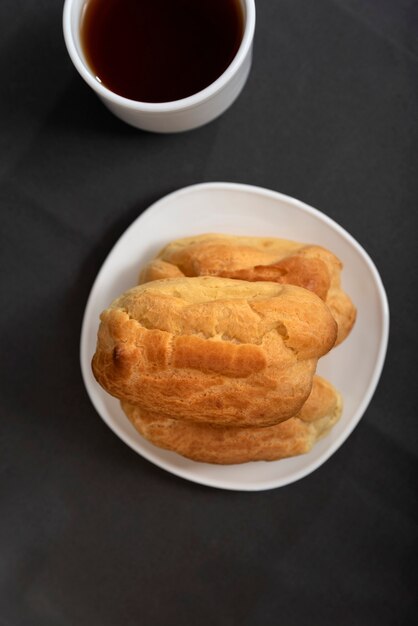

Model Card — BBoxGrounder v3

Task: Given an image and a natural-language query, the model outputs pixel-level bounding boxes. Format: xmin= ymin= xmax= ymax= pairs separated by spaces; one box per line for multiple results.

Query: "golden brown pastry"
xmin=140 ymin=234 xmax=356 ymax=345
xmin=92 ymin=276 xmax=337 ymax=427
xmin=121 ymin=376 xmax=342 ymax=464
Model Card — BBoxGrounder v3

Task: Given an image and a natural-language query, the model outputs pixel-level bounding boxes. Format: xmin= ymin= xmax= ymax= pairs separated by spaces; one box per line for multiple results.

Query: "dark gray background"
xmin=1 ymin=1 xmax=417 ymax=624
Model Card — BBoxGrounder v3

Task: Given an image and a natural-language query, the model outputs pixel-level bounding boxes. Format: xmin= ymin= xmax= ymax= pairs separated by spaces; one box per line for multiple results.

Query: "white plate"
xmin=80 ymin=182 xmax=389 ymax=491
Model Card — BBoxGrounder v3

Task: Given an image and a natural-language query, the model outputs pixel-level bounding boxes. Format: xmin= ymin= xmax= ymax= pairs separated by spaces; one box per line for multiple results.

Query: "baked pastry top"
xmin=92 ymin=276 xmax=337 ymax=427
xmin=140 ymin=234 xmax=356 ymax=345
xmin=121 ymin=375 xmax=342 ymax=464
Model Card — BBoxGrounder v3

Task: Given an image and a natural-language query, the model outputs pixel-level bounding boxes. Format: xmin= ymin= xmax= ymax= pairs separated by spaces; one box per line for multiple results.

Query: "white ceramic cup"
xmin=63 ymin=0 xmax=256 ymax=133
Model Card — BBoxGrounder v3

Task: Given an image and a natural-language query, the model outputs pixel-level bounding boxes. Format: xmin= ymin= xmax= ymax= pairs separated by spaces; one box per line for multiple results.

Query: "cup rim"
xmin=63 ymin=0 xmax=256 ymax=113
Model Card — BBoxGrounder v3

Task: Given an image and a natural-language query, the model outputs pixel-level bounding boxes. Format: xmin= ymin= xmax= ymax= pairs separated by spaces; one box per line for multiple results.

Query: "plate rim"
xmin=80 ymin=181 xmax=390 ymax=491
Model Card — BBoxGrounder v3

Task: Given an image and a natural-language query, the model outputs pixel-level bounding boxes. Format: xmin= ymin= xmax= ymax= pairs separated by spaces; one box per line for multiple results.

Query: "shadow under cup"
xmin=63 ymin=0 xmax=256 ymax=132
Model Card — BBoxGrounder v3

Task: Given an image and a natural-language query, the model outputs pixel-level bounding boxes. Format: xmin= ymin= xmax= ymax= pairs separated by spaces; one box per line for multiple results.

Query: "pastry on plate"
xmin=121 ymin=376 xmax=342 ymax=464
xmin=140 ymin=234 xmax=356 ymax=345
xmin=92 ymin=276 xmax=337 ymax=427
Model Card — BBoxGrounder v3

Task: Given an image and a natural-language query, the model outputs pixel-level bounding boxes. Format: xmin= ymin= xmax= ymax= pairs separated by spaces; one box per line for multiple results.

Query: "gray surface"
xmin=1 ymin=1 xmax=417 ymax=624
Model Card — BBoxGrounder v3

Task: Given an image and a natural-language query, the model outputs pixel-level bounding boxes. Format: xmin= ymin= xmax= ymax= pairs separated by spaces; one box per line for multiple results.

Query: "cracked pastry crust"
xmin=92 ymin=276 xmax=337 ymax=427
xmin=139 ymin=234 xmax=356 ymax=345
xmin=121 ymin=376 xmax=342 ymax=464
